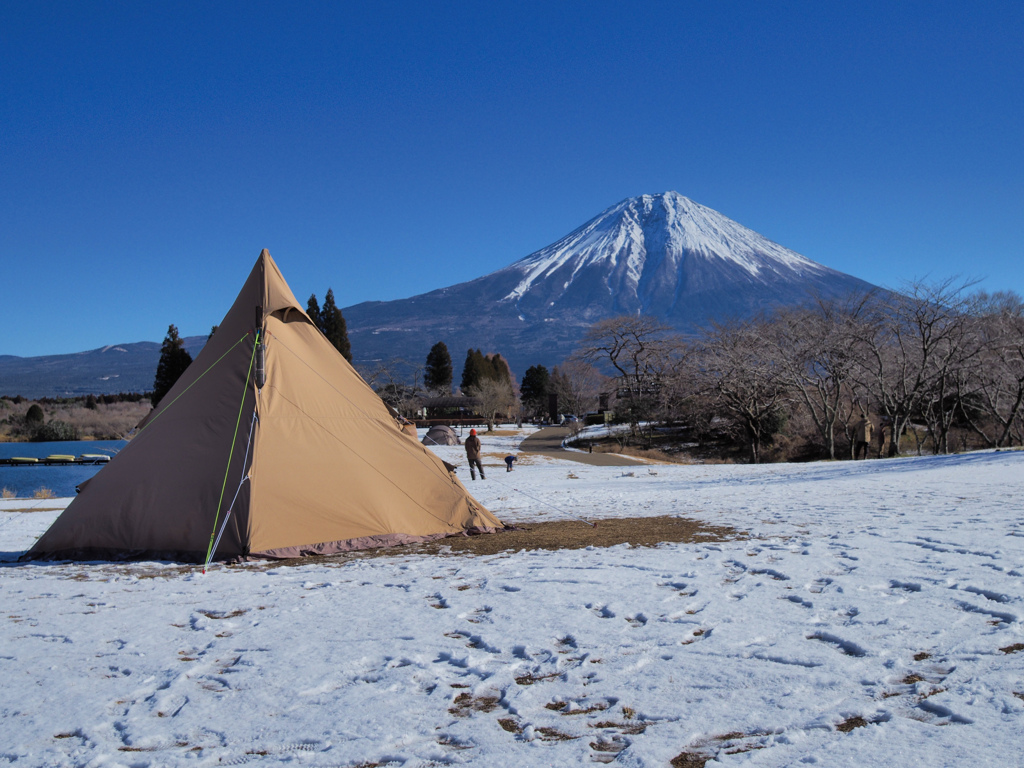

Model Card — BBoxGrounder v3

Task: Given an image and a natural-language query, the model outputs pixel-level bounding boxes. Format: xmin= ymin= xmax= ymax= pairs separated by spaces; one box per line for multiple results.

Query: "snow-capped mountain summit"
xmin=342 ymin=192 xmax=877 ymax=374
xmin=496 ymin=191 xmax=837 ymax=321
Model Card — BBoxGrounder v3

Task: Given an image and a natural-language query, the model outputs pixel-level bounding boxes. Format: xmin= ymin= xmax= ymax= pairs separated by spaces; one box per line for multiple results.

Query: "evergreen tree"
xmin=486 ymin=353 xmax=512 ymax=383
xmin=207 ymin=325 xmax=219 ymax=341
xmin=25 ymin=403 xmax=44 ymax=425
xmin=306 ymin=294 xmax=322 ymax=329
xmin=152 ymin=324 xmax=194 ymax=407
xmin=461 ymin=349 xmax=487 ymax=391
xmin=320 ymin=288 xmax=352 ymax=362
xmin=424 ymin=341 xmax=453 ymax=393
xmin=520 ymin=364 xmax=550 ymax=417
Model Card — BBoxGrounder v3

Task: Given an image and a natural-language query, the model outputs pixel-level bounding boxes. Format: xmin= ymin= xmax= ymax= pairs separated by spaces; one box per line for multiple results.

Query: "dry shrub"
xmin=33 ymin=488 xmax=56 ymax=499
xmin=592 ymin=444 xmax=691 ymax=464
xmin=48 ymin=401 xmax=150 ymax=440
xmin=1 ymin=488 xmax=16 ymax=499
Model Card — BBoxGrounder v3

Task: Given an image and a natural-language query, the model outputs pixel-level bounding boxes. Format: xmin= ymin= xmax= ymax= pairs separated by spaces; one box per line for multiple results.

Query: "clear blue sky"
xmin=2 ymin=1 xmax=1022 ymax=357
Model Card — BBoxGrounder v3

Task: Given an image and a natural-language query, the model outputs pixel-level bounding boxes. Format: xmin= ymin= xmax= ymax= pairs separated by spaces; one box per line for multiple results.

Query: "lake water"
xmin=0 ymin=440 xmax=126 ymax=498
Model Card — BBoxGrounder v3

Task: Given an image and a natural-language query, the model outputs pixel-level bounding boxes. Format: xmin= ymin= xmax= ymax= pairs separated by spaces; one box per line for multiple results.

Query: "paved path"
xmin=519 ymin=426 xmax=646 ymax=467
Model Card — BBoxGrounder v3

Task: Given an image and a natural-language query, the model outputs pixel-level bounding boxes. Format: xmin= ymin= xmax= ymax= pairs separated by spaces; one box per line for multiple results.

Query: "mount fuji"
xmin=343 ymin=192 xmax=877 ymax=376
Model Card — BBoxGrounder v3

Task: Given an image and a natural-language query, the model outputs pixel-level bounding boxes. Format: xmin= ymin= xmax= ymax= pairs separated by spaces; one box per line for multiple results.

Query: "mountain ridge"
xmin=2 ymin=192 xmax=879 ymax=396
xmin=342 ymin=192 xmax=877 ymax=373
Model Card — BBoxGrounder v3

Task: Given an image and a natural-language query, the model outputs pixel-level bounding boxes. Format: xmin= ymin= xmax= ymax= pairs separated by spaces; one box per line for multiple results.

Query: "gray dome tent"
xmin=422 ymin=424 xmax=460 ymax=446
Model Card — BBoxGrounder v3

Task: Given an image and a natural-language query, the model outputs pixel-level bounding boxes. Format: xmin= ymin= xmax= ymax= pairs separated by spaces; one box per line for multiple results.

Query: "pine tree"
xmin=152 ymin=324 xmax=194 ymax=407
xmin=487 ymin=353 xmax=512 ymax=383
xmin=321 ymin=288 xmax=352 ymax=362
xmin=424 ymin=341 xmax=453 ymax=393
xmin=520 ymin=364 xmax=550 ymax=417
xmin=461 ymin=349 xmax=487 ymax=391
xmin=306 ymin=294 xmax=322 ymax=329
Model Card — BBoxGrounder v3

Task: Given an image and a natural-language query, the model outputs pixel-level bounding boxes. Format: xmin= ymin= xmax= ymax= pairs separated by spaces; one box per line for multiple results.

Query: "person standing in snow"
xmin=854 ymin=416 xmax=874 ymax=460
xmin=465 ymin=428 xmax=485 ymax=480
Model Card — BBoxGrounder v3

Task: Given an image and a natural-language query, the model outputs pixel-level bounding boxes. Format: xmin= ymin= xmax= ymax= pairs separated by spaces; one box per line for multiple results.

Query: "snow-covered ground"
xmin=1 ymin=428 xmax=1023 ymax=767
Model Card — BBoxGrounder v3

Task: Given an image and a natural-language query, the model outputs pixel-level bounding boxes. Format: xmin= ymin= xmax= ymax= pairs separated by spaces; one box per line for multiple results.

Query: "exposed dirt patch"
xmin=913 ymin=651 xmax=932 ymax=661
xmin=198 ymin=609 xmax=246 ymax=620
xmin=237 ymin=516 xmax=740 ymax=569
xmin=999 ymin=643 xmax=1024 ymax=654
xmin=515 ymin=671 xmax=560 ymax=686
xmin=418 ymin=516 xmax=741 ymax=556
xmin=836 ymin=716 xmax=869 ymax=732
xmin=535 ymin=726 xmax=578 ymax=742
xmin=449 ymin=693 xmax=501 ymax=717
xmin=671 ymin=752 xmax=710 ymax=768
xmin=498 ymin=717 xmax=522 ymax=733
xmin=591 ymin=720 xmax=648 ymax=735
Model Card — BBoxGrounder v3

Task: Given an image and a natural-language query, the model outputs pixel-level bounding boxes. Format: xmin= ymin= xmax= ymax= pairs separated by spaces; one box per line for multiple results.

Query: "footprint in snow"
xmin=555 ymin=635 xmax=578 ymax=653
xmin=890 ymin=580 xmax=922 ymax=593
xmin=464 ymin=606 xmax=493 ymax=624
xmin=750 ymin=567 xmax=790 ymax=581
xmin=807 ymin=577 xmax=833 ymax=594
xmin=680 ymin=627 xmax=710 ymax=645
xmin=781 ymin=594 xmax=813 ymax=609
xmin=587 ymin=604 xmax=616 ymax=619
xmin=806 ymin=631 xmax=867 ymax=657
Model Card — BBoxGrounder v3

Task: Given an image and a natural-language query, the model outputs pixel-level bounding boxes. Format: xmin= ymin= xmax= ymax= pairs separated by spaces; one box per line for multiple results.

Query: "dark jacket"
xmin=465 ymin=435 xmax=482 ymax=461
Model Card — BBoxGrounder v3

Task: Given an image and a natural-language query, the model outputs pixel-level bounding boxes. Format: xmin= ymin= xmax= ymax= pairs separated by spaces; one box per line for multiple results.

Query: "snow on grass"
xmin=1 ymin=429 xmax=1022 ymax=766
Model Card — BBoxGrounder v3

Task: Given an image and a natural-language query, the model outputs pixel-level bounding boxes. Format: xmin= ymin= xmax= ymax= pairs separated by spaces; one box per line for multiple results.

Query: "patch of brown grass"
xmin=235 ymin=516 xmax=741 ymax=570
xmin=515 ymin=671 xmax=560 ymax=686
xmin=32 ymin=488 xmax=56 ymax=499
xmin=498 ymin=718 xmax=522 ymax=733
xmin=836 ymin=716 xmax=869 ymax=732
xmin=591 ymin=720 xmax=648 ymax=735
xmin=1 ymin=488 xmax=15 ymax=499
xmin=590 ymin=444 xmax=686 ymax=464
xmin=197 ymin=609 xmax=247 ymax=620
xmin=449 ymin=692 xmax=501 ymax=717
xmin=535 ymin=727 xmax=578 ymax=741
xmin=670 ymin=752 xmax=710 ymax=768
xmin=417 ymin=516 xmax=741 ymax=557
xmin=1000 ymin=643 xmax=1024 ymax=654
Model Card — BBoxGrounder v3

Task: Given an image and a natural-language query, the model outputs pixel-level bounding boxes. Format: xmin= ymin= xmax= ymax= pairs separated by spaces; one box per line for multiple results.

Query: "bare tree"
xmin=364 ymin=358 xmax=423 ymax=417
xmin=577 ymin=315 xmax=674 ymax=442
xmin=766 ymin=295 xmax=872 ymax=460
xmin=959 ymin=291 xmax=1024 ymax=447
xmin=469 ymin=378 xmax=518 ymax=432
xmin=701 ymin=318 xmax=791 ymax=463
xmin=659 ymin=344 xmax=718 ymax=448
xmin=551 ymin=359 xmax=608 ymax=421
xmin=848 ymin=279 xmax=978 ymax=455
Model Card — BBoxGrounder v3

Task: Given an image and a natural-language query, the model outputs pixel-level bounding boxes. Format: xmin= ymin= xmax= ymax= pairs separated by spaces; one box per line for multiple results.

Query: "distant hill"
xmin=0 ymin=337 xmax=207 ymax=399
xmin=343 ymin=191 xmax=879 ymax=375
xmin=4 ymin=192 xmax=881 ymax=395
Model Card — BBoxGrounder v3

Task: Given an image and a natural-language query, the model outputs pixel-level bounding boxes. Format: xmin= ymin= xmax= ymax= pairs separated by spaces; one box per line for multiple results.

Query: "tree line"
xmin=570 ymin=280 xmax=1024 ymax=462
xmin=146 ymin=276 xmax=1024 ymax=462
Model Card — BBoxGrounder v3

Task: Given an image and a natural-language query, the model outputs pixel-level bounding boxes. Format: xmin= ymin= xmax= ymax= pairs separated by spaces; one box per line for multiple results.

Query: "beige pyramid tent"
xmin=26 ymin=250 xmax=502 ymax=563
